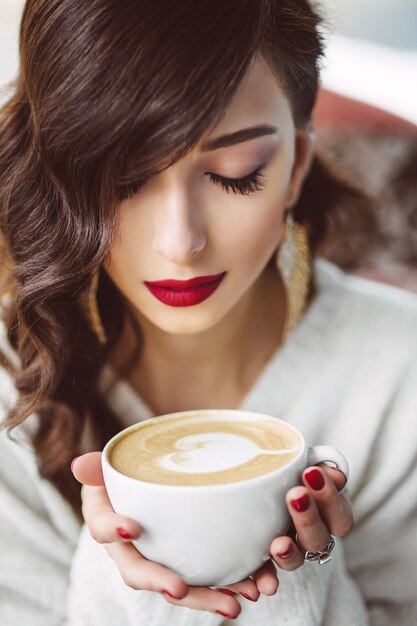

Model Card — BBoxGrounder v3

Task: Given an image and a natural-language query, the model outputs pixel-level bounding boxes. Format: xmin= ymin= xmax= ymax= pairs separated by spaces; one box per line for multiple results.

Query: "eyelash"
xmin=208 ymin=164 xmax=266 ymax=195
xmin=119 ymin=164 xmax=266 ymax=200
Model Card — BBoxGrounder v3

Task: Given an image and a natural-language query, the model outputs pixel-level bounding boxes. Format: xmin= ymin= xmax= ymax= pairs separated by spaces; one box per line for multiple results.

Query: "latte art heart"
xmin=108 ymin=412 xmax=302 ymax=486
xmin=160 ymin=432 xmax=300 ymax=474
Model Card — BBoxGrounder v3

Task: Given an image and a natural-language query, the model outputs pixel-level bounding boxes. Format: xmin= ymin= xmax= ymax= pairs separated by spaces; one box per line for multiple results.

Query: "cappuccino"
xmin=107 ymin=411 xmax=301 ymax=486
xmin=102 ymin=409 xmax=348 ymax=584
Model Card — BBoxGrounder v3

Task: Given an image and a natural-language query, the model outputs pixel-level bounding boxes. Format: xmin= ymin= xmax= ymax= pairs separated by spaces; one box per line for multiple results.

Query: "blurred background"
xmin=318 ymin=0 xmax=417 ymax=123
xmin=0 ymin=0 xmax=417 ymax=122
xmin=321 ymin=0 xmax=417 ymax=49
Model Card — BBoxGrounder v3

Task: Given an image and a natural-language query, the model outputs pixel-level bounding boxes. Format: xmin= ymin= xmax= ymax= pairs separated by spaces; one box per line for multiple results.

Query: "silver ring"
xmin=295 ymin=534 xmax=336 ymax=565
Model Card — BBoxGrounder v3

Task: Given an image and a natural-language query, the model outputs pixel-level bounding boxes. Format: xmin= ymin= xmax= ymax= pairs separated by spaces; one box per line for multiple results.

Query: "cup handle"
xmin=307 ymin=445 xmax=349 ymax=493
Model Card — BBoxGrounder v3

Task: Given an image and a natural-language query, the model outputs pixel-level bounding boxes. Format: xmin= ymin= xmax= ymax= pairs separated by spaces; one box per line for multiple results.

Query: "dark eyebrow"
xmin=200 ymin=124 xmax=279 ymax=152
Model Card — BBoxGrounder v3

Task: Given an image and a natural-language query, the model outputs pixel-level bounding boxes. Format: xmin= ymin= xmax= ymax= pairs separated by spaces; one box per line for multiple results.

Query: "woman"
xmin=0 ymin=1 xmax=416 ymax=624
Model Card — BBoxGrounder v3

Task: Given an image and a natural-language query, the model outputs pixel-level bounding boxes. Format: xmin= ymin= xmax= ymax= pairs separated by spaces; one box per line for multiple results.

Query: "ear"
xmin=284 ymin=123 xmax=316 ymax=210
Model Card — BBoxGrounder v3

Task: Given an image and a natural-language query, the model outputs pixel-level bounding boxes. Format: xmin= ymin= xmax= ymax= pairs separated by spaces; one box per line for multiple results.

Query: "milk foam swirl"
xmin=159 ymin=432 xmax=300 ymax=474
xmin=108 ymin=413 xmax=302 ymax=486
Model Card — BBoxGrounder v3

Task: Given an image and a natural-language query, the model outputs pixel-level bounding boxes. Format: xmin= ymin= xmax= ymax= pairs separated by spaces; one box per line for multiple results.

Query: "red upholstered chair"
xmin=313 ymin=88 xmax=417 ymax=136
xmin=312 ymin=89 xmax=417 ymax=294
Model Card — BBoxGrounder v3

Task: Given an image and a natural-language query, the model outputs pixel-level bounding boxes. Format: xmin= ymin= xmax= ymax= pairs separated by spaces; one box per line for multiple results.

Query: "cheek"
xmin=241 ymin=150 xmax=294 ymax=257
xmin=221 ymin=198 xmax=286 ymax=271
xmin=210 ymin=162 xmax=292 ymax=270
xmin=103 ymin=210 xmax=149 ymax=285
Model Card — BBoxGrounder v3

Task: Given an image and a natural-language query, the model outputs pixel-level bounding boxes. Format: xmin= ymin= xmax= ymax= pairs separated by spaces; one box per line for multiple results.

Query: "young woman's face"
xmin=104 ymin=55 xmax=314 ymax=335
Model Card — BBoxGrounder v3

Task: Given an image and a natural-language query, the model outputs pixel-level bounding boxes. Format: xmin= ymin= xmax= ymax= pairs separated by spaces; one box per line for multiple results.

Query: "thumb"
xmin=71 ymin=451 xmax=104 ymax=486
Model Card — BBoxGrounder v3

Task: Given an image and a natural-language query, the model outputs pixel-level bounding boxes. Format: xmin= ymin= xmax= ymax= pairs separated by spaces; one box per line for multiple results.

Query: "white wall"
xmin=320 ymin=0 xmax=417 ymax=50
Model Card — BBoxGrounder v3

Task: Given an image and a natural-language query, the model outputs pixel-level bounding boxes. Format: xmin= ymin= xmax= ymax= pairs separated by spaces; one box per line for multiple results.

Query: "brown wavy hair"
xmin=0 ymin=0 xmax=376 ymax=521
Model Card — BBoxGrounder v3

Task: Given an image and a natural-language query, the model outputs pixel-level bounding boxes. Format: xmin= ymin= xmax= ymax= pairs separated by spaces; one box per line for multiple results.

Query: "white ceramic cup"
xmin=102 ymin=409 xmax=349 ymax=586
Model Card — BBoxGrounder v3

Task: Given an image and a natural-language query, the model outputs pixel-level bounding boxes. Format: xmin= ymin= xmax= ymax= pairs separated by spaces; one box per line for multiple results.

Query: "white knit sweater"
xmin=1 ymin=258 xmax=417 ymax=626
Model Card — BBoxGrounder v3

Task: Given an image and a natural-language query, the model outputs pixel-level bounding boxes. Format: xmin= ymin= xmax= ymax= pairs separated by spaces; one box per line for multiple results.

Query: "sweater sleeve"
xmin=343 ymin=356 xmax=417 ymax=625
xmin=0 ymin=367 xmax=82 ymax=625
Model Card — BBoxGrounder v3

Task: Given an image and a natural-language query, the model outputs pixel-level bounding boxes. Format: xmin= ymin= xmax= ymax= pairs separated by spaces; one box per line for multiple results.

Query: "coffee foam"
xmin=108 ymin=413 xmax=302 ymax=486
xmin=159 ymin=432 xmax=299 ymax=474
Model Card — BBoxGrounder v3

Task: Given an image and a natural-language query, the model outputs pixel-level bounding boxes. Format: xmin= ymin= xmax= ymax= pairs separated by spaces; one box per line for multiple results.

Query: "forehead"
xmin=201 ymin=55 xmax=289 ymax=141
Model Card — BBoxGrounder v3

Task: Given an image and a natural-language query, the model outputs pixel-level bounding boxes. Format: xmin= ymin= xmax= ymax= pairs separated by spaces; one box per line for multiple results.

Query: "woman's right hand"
xmin=71 ymin=452 xmax=279 ymax=619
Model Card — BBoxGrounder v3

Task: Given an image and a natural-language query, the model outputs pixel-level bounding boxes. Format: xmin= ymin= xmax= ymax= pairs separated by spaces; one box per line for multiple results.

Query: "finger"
xmin=162 ymin=584 xmax=242 ymax=619
xmin=286 ymin=486 xmax=330 ymax=553
xmin=251 ymin=559 xmax=279 ymax=596
xmin=107 ymin=540 xmax=243 ymax=618
xmin=80 ymin=483 xmax=142 ymax=543
xmin=302 ymin=466 xmax=354 ymax=537
xmin=71 ymin=452 xmax=104 ymax=486
xmin=72 ymin=453 xmax=142 ymax=541
xmin=319 ymin=464 xmax=347 ymax=492
xmin=105 ymin=540 xmax=189 ymax=599
xmin=321 ymin=465 xmax=353 ymax=508
xmin=269 ymin=535 xmax=304 ymax=571
xmin=215 ymin=576 xmax=261 ymax=602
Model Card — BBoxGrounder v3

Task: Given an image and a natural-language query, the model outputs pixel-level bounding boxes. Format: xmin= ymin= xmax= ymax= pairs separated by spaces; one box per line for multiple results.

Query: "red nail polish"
xmin=290 ymin=494 xmax=310 ymax=512
xmin=218 ymin=588 xmax=235 ymax=596
xmin=116 ymin=527 xmax=132 ymax=540
xmin=275 ymin=546 xmax=292 ymax=558
xmin=241 ymin=592 xmax=256 ymax=602
xmin=304 ymin=468 xmax=325 ymax=491
xmin=216 ymin=610 xmax=235 ymax=619
xmin=70 ymin=456 xmax=80 ymax=472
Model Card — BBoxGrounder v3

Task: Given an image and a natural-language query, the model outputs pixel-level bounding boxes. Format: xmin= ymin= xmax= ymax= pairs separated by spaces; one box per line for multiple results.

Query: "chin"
xmin=145 ymin=307 xmax=227 ymax=335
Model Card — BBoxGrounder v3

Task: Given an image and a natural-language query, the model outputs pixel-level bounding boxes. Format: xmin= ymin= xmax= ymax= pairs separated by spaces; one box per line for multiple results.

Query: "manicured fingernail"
xmin=290 ymin=494 xmax=310 ymax=512
xmin=116 ymin=527 xmax=132 ymax=540
xmin=275 ymin=545 xmax=292 ymax=558
xmin=218 ymin=588 xmax=236 ymax=596
xmin=241 ymin=592 xmax=256 ymax=602
xmin=304 ymin=468 xmax=325 ymax=491
xmin=216 ymin=610 xmax=235 ymax=618
xmin=70 ymin=456 xmax=80 ymax=472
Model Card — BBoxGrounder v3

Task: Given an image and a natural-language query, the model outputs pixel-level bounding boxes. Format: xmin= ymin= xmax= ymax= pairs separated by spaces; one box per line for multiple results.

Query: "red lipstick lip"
xmin=145 ymin=272 xmax=226 ymax=290
xmin=144 ymin=272 xmax=227 ymax=307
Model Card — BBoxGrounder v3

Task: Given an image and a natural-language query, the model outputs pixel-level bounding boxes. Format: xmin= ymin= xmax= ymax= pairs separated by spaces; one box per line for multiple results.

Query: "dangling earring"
xmin=276 ymin=211 xmax=312 ymax=340
xmin=79 ymin=269 xmax=107 ymax=346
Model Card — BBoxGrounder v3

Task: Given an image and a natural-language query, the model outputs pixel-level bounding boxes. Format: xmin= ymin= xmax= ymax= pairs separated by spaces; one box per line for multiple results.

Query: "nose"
xmin=152 ymin=185 xmax=207 ymax=264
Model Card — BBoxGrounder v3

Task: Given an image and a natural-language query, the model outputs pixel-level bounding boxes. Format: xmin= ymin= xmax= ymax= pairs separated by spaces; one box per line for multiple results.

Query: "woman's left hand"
xmin=260 ymin=464 xmax=353 ymax=583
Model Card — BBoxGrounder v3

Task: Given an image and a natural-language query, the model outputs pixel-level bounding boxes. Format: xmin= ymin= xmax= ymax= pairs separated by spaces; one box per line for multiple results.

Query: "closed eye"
xmin=208 ymin=164 xmax=266 ymax=195
xmin=118 ymin=164 xmax=266 ymax=200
